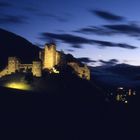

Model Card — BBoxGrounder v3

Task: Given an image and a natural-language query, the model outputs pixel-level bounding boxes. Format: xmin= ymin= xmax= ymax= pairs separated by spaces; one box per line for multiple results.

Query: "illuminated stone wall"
xmin=19 ymin=64 xmax=32 ymax=72
xmin=0 ymin=57 xmax=20 ymax=77
xmin=32 ymin=61 xmax=42 ymax=77
xmin=43 ymin=43 xmax=61 ymax=69
xmin=8 ymin=57 xmax=20 ymax=74
xmin=68 ymin=62 xmax=90 ymax=80
xmin=0 ymin=57 xmax=42 ymax=78
xmin=43 ymin=44 xmax=56 ymax=69
xmin=0 ymin=67 xmax=8 ymax=78
xmin=56 ymin=51 xmax=61 ymax=65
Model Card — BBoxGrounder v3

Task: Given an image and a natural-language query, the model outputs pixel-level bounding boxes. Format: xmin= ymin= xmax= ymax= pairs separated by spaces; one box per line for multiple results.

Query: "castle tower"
xmin=43 ymin=43 xmax=57 ymax=69
xmin=8 ymin=57 xmax=19 ymax=74
xmin=32 ymin=61 xmax=42 ymax=77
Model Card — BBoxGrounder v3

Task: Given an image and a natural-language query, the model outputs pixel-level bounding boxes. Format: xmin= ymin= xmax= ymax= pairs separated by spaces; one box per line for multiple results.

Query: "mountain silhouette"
xmin=91 ymin=63 xmax=140 ymax=89
xmin=0 ymin=28 xmax=40 ymax=69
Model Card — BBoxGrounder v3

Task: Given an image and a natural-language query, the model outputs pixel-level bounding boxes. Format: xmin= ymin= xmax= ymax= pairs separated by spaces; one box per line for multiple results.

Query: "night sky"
xmin=1 ymin=0 xmax=140 ymax=66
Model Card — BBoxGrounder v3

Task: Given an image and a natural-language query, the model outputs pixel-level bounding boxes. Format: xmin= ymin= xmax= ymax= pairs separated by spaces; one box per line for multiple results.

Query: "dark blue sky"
xmin=1 ymin=0 xmax=140 ymax=66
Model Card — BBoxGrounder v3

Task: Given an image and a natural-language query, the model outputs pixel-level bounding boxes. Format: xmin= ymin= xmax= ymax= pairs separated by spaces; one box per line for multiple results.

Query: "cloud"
xmin=79 ymin=58 xmax=119 ymax=66
xmin=39 ymin=32 xmax=138 ymax=49
xmin=93 ymin=40 xmax=137 ymax=49
xmin=0 ymin=15 xmax=28 ymax=24
xmin=71 ymin=44 xmax=83 ymax=48
xmin=74 ymin=26 xmax=115 ymax=35
xmin=104 ymin=24 xmax=140 ymax=37
xmin=75 ymin=23 xmax=140 ymax=39
xmin=77 ymin=57 xmax=96 ymax=63
xmin=91 ymin=10 xmax=124 ymax=21
xmin=36 ymin=13 xmax=68 ymax=22
xmin=0 ymin=2 xmax=12 ymax=8
xmin=40 ymin=33 xmax=94 ymax=47
xmin=66 ymin=49 xmax=75 ymax=52
xmin=99 ymin=59 xmax=119 ymax=66
xmin=23 ymin=6 xmax=67 ymax=22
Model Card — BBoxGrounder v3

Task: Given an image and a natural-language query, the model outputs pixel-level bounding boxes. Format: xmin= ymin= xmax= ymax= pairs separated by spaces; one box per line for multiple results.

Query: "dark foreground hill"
xmin=0 ymin=28 xmax=40 ymax=69
xmin=0 ymin=71 xmax=139 ymax=139
xmin=0 ymin=86 xmax=139 ymax=139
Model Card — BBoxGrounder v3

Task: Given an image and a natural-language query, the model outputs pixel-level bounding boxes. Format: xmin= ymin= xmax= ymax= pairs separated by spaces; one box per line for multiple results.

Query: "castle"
xmin=0 ymin=43 xmax=90 ymax=80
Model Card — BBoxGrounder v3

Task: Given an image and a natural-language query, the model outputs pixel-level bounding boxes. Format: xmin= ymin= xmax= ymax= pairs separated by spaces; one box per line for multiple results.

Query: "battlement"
xmin=45 ymin=43 xmax=56 ymax=50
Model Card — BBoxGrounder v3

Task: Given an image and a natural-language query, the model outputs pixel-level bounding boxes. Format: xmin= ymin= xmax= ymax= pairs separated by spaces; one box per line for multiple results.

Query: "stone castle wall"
xmin=68 ymin=62 xmax=90 ymax=80
xmin=8 ymin=57 xmax=20 ymax=74
xmin=42 ymin=43 xmax=61 ymax=70
xmin=0 ymin=67 xmax=8 ymax=78
xmin=32 ymin=61 xmax=42 ymax=77
xmin=0 ymin=57 xmax=42 ymax=78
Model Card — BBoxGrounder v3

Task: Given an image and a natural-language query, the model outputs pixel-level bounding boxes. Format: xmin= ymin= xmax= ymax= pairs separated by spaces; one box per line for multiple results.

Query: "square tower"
xmin=43 ymin=43 xmax=57 ymax=69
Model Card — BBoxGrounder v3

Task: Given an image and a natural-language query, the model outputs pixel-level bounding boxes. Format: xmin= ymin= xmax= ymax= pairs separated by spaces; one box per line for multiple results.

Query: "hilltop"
xmin=0 ymin=28 xmax=40 ymax=69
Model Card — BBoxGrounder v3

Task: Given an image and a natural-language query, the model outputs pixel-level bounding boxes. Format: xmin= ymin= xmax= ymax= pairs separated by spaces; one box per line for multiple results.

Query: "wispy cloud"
xmin=77 ymin=57 xmax=96 ymax=63
xmin=37 ymin=13 xmax=68 ymax=22
xmin=104 ymin=24 xmax=140 ymax=37
xmin=23 ymin=6 xmax=68 ymax=22
xmin=66 ymin=49 xmax=75 ymax=52
xmin=75 ymin=23 xmax=140 ymax=39
xmin=0 ymin=15 xmax=28 ymax=24
xmin=99 ymin=59 xmax=119 ymax=66
xmin=90 ymin=10 xmax=125 ymax=22
xmin=40 ymin=32 xmax=94 ymax=48
xmin=39 ymin=32 xmax=138 ymax=49
xmin=93 ymin=40 xmax=137 ymax=49
xmin=74 ymin=26 xmax=115 ymax=35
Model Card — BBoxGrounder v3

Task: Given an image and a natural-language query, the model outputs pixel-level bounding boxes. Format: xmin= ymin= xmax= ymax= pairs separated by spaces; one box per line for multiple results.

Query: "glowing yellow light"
xmin=5 ymin=82 xmax=31 ymax=91
xmin=52 ymin=67 xmax=60 ymax=74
